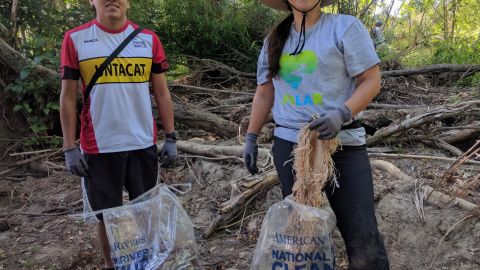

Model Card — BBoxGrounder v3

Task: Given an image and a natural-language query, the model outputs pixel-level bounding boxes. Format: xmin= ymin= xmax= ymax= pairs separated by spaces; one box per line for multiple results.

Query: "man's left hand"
xmin=159 ymin=140 xmax=177 ymax=167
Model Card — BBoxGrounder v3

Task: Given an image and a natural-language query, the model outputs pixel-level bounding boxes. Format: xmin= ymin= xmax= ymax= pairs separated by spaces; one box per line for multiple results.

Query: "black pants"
xmin=272 ymin=136 xmax=389 ymax=270
xmin=84 ymin=145 xmax=158 ymax=215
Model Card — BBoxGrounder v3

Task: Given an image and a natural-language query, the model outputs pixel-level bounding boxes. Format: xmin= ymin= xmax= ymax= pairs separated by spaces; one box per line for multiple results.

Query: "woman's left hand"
xmin=309 ymin=105 xmax=352 ymax=139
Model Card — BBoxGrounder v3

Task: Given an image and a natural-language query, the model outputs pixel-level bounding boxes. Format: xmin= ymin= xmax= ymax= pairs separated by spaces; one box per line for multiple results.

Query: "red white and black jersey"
xmin=61 ymin=20 xmax=168 ymax=154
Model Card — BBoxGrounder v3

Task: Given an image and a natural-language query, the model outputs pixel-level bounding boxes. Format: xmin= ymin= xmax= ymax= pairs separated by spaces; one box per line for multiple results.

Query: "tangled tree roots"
xmin=292 ymin=126 xmax=339 ymax=207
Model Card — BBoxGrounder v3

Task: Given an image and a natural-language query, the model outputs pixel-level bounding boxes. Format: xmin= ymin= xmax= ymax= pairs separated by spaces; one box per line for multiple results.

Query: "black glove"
xmin=64 ymin=147 xmax=89 ymax=177
xmin=243 ymin=133 xmax=259 ymax=175
xmin=159 ymin=138 xmax=177 ymax=168
xmin=309 ymin=104 xmax=352 ymax=139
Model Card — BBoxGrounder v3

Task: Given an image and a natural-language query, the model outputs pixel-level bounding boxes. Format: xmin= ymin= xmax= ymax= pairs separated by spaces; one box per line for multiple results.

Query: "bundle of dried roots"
xmin=292 ymin=125 xmax=339 ymax=207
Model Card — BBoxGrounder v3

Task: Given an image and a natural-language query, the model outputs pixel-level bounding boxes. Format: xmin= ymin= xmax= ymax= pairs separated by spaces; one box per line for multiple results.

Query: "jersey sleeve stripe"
xmin=62 ymin=67 xmax=81 ymax=80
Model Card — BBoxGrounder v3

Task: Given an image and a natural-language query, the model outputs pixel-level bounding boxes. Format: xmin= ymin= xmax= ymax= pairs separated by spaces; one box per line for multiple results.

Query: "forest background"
xmin=0 ymin=0 xmax=479 ymax=146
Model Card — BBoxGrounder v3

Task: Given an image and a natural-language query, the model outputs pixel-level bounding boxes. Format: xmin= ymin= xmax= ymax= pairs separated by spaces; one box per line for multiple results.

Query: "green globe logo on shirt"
xmin=279 ymin=50 xmax=318 ymax=90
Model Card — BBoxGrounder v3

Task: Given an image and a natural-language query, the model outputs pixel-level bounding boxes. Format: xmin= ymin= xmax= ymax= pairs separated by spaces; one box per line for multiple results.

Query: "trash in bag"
xmin=72 ymin=184 xmax=202 ymax=270
xmin=251 ymin=196 xmax=336 ymax=270
xmin=251 ymin=124 xmax=339 ymax=270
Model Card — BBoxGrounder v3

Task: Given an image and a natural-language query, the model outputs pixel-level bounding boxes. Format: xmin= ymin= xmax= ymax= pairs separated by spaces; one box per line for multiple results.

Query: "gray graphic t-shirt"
xmin=257 ymin=13 xmax=380 ymax=145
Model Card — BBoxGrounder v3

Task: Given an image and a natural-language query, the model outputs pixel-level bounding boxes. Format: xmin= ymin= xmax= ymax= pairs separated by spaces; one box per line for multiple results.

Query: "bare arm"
xmin=60 ymin=79 xmax=79 ymax=149
xmin=246 ymin=81 xmax=275 ymax=135
xmin=151 ymin=73 xmax=175 ymax=133
xmin=345 ymin=64 xmax=381 ymax=115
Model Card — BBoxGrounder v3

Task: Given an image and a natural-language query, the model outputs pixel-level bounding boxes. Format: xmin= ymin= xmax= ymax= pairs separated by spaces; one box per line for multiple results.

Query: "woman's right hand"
xmin=243 ymin=133 xmax=259 ymax=175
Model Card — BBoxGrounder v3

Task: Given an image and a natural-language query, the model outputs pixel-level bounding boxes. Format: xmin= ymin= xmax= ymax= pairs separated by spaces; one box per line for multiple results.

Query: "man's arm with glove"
xmin=60 ymin=79 xmax=89 ymax=176
xmin=159 ymin=132 xmax=178 ymax=167
xmin=152 ymin=73 xmax=177 ymax=167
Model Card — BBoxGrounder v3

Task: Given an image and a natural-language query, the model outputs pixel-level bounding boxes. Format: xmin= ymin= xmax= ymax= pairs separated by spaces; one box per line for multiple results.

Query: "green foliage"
xmin=145 ymin=0 xmax=277 ymax=72
xmin=431 ymin=39 xmax=480 ymax=65
xmin=5 ymin=49 xmax=60 ymax=137
xmin=1 ymin=0 xmax=90 ymax=140
xmin=22 ymin=135 xmax=63 ymax=149
xmin=2 ymin=0 xmax=479 ymax=142
xmin=382 ymin=0 xmax=480 ymax=86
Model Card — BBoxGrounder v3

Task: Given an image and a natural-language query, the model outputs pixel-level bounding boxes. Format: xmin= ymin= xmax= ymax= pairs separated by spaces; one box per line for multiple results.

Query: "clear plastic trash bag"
xmin=71 ymin=183 xmax=202 ymax=270
xmin=251 ymin=195 xmax=336 ymax=270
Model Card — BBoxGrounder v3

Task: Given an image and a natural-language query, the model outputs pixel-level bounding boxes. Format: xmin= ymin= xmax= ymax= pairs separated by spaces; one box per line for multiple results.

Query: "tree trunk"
xmin=11 ymin=0 xmax=20 ymax=48
xmin=0 ymin=37 xmax=59 ymax=90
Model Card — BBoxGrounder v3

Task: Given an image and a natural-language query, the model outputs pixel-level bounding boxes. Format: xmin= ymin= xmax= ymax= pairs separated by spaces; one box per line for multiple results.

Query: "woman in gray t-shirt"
xmin=243 ymin=0 xmax=390 ymax=269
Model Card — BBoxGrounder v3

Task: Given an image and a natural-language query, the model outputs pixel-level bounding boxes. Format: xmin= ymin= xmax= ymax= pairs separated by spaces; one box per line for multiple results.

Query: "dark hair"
xmin=267 ymin=13 xmax=294 ymax=79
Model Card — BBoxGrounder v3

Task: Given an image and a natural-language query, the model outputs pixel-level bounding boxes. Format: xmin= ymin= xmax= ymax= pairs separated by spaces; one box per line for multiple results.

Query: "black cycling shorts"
xmin=83 ymin=145 xmax=158 ymax=215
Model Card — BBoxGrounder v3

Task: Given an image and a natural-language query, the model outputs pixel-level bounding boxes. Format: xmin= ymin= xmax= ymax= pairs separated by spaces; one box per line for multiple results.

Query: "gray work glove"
xmin=243 ymin=133 xmax=259 ymax=175
xmin=159 ymin=140 xmax=177 ymax=168
xmin=64 ymin=147 xmax=89 ymax=177
xmin=309 ymin=105 xmax=352 ymax=139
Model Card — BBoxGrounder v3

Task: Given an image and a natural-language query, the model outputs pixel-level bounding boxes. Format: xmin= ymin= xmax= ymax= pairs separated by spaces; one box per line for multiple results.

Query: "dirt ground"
xmin=0 ymin=150 xmax=479 ymax=270
xmin=0 ymin=82 xmax=479 ymax=269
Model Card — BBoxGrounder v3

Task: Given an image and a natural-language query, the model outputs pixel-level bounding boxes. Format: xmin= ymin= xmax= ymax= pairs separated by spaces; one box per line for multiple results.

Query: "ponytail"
xmin=267 ymin=13 xmax=294 ymax=79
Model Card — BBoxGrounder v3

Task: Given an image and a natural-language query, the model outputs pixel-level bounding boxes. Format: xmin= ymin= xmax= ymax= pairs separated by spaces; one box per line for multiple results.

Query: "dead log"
xmin=220 ymin=170 xmax=278 ymax=213
xmin=381 ymin=64 xmax=480 ymax=77
xmin=379 ymin=123 xmax=479 ymax=146
xmin=421 ymin=140 xmax=464 ymax=157
xmin=173 ymin=101 xmax=239 ymax=138
xmin=424 ymin=186 xmax=478 ymax=212
xmin=438 ymin=124 xmax=480 ymax=144
xmin=441 ymin=140 xmax=480 ymax=183
xmin=11 ymin=0 xmax=19 ymax=40
xmin=367 ymin=103 xmax=424 ymax=110
xmin=213 ymin=96 xmax=253 ymax=106
xmin=185 ymin=55 xmax=256 ymax=78
xmin=371 ymin=159 xmax=478 ymax=211
xmin=368 ymin=152 xmax=480 ymax=166
xmin=169 ymin=83 xmax=254 ymax=96
xmin=0 ymin=37 xmax=58 ymax=89
xmin=203 ymin=170 xmax=278 ymax=238
xmin=158 ymin=140 xmax=270 ymax=161
xmin=370 ymin=159 xmax=415 ymax=181
xmin=367 ymin=102 xmax=480 ymax=146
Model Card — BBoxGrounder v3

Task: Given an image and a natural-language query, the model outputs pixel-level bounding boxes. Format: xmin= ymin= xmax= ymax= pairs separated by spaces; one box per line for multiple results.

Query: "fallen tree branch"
xmin=161 ymin=140 xmax=270 ymax=161
xmin=180 ymin=154 xmax=243 ymax=164
xmin=0 ymin=37 xmax=58 ymax=89
xmin=381 ymin=64 xmax=480 ymax=77
xmin=203 ymin=195 xmax=257 ymax=239
xmin=370 ymin=159 xmax=415 ymax=181
xmin=424 ymin=186 xmax=478 ymax=212
xmin=368 ymin=152 xmax=480 ymax=166
xmin=185 ymin=55 xmax=256 ymax=78
xmin=220 ymin=170 xmax=278 ymax=214
xmin=367 ymin=103 xmax=425 ymax=110
xmin=169 ymin=83 xmax=254 ymax=96
xmin=421 ymin=139 xmax=464 ymax=157
xmin=441 ymin=140 xmax=480 ymax=183
xmin=371 ymin=159 xmax=478 ymax=211
xmin=203 ymin=170 xmax=278 ymax=238
xmin=173 ymin=101 xmax=239 ymax=138
xmin=367 ymin=102 xmax=480 ymax=146
xmin=380 ymin=124 xmax=479 ymax=146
